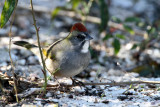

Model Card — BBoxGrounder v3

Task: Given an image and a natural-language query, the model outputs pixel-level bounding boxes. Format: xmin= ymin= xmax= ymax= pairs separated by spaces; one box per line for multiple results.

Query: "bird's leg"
xmin=70 ymin=77 xmax=85 ymax=86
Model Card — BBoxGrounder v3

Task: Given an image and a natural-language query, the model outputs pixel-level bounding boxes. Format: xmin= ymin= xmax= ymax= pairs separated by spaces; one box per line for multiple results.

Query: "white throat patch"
xmin=81 ymin=41 xmax=89 ymax=53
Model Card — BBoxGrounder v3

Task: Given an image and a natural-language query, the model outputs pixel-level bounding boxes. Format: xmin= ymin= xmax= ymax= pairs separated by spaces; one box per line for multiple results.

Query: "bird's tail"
xmin=13 ymin=41 xmax=37 ymax=49
xmin=13 ymin=41 xmax=45 ymax=59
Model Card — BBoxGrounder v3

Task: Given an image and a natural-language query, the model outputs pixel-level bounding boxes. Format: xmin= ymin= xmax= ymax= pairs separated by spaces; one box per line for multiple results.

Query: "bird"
xmin=14 ymin=22 xmax=93 ymax=84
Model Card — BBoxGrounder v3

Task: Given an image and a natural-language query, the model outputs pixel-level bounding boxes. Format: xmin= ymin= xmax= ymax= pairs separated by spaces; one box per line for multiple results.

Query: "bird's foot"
xmin=70 ymin=77 xmax=85 ymax=87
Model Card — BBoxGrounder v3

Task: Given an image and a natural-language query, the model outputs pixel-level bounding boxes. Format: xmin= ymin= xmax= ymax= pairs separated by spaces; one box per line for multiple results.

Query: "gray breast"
xmin=54 ymin=51 xmax=90 ymax=77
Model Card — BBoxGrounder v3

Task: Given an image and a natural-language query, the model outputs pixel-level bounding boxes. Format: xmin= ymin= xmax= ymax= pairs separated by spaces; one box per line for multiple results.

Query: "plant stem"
xmin=8 ymin=0 xmax=19 ymax=103
xmin=30 ymin=0 xmax=47 ymax=94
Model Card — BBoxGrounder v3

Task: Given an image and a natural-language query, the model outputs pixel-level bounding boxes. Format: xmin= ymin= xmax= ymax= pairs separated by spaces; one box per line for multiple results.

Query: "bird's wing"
xmin=46 ymin=38 xmax=64 ymax=54
xmin=42 ymin=38 xmax=65 ymax=60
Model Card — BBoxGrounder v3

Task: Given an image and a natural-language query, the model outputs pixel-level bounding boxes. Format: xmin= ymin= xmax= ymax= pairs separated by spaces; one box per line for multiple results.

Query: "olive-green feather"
xmin=13 ymin=41 xmax=37 ymax=49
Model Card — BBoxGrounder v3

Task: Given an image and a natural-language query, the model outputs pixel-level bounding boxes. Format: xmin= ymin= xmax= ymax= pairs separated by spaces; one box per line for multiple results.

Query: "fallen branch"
xmin=83 ymin=80 xmax=160 ymax=86
xmin=17 ymin=88 xmax=41 ymax=98
xmin=17 ymin=4 xmax=148 ymax=37
xmin=45 ymin=80 xmax=160 ymax=87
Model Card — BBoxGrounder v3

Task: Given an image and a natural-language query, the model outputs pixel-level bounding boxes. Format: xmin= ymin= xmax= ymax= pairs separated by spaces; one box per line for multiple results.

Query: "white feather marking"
xmin=81 ymin=41 xmax=89 ymax=53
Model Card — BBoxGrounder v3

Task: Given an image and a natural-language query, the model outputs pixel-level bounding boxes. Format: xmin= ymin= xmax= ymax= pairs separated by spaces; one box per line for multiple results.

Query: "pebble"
xmin=57 ymin=94 xmax=62 ymax=99
xmin=63 ymin=17 xmax=74 ymax=25
xmin=0 ymin=28 xmax=8 ymax=36
xmin=22 ymin=104 xmax=37 ymax=107
xmin=44 ymin=103 xmax=58 ymax=107
xmin=29 ymin=73 xmax=39 ymax=81
xmin=18 ymin=30 xmax=28 ymax=37
xmin=46 ymin=92 xmax=52 ymax=97
xmin=55 ymin=91 xmax=60 ymax=95
xmin=73 ymin=87 xmax=85 ymax=93
xmin=20 ymin=49 xmax=32 ymax=57
xmin=107 ymin=69 xmax=125 ymax=76
xmin=91 ymin=64 xmax=106 ymax=72
xmin=17 ymin=59 xmax=26 ymax=65
xmin=62 ymin=93 xmax=67 ymax=97
xmin=0 ymin=49 xmax=18 ymax=63
xmin=17 ymin=16 xmax=30 ymax=29
xmin=28 ymin=65 xmax=43 ymax=78
xmin=68 ymin=94 xmax=73 ymax=99
xmin=90 ymin=71 xmax=97 ymax=77
xmin=89 ymin=77 xmax=95 ymax=81
xmin=51 ymin=99 xmax=59 ymax=103
xmin=0 ymin=65 xmax=11 ymax=71
xmin=54 ymin=21 xmax=64 ymax=28
xmin=28 ymin=56 xmax=38 ymax=64
xmin=0 ymin=62 xmax=7 ymax=66
xmin=112 ymin=0 xmax=133 ymax=8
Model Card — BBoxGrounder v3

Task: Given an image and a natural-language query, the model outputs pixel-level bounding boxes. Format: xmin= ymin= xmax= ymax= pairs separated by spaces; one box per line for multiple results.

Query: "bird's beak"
xmin=85 ymin=33 xmax=93 ymax=41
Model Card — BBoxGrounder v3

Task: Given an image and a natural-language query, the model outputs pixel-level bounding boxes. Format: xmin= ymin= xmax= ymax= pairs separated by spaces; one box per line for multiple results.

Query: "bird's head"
xmin=67 ymin=23 xmax=93 ymax=53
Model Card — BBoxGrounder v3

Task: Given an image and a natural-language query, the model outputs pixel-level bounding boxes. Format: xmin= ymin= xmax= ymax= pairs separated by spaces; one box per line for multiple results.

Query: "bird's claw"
xmin=70 ymin=77 xmax=85 ymax=87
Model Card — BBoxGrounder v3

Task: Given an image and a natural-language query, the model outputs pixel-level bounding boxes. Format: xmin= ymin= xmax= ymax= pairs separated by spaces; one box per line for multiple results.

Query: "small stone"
xmin=90 ymin=71 xmax=97 ymax=77
xmin=51 ymin=99 xmax=59 ymax=103
xmin=28 ymin=56 xmax=38 ymax=64
xmin=108 ymin=69 xmax=125 ymax=76
xmin=29 ymin=73 xmax=39 ymax=81
xmin=22 ymin=104 xmax=38 ymax=107
xmin=91 ymin=64 xmax=106 ymax=72
xmin=68 ymin=94 xmax=73 ymax=99
xmin=28 ymin=65 xmax=43 ymax=78
xmin=89 ymin=77 xmax=95 ymax=81
xmin=20 ymin=49 xmax=32 ymax=57
xmin=64 ymin=17 xmax=74 ymax=24
xmin=57 ymin=94 xmax=62 ymax=99
xmin=17 ymin=59 xmax=26 ymax=65
xmin=102 ymin=100 xmax=109 ymax=104
xmin=55 ymin=91 xmax=60 ymax=95
xmin=54 ymin=21 xmax=64 ymax=28
xmin=12 ymin=49 xmax=18 ymax=55
xmin=0 ymin=28 xmax=8 ymax=36
xmin=117 ymin=95 xmax=128 ymax=101
xmin=62 ymin=93 xmax=67 ymax=97
xmin=18 ymin=30 xmax=29 ymax=37
xmin=46 ymin=92 xmax=52 ymax=97
xmin=17 ymin=16 xmax=30 ymax=29
xmin=44 ymin=103 xmax=58 ymax=107
xmin=0 ymin=62 xmax=7 ymax=66
xmin=0 ymin=49 xmax=18 ymax=63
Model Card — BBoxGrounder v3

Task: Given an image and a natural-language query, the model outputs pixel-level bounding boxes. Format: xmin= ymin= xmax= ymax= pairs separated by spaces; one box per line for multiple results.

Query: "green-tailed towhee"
xmin=14 ymin=23 xmax=93 ymax=80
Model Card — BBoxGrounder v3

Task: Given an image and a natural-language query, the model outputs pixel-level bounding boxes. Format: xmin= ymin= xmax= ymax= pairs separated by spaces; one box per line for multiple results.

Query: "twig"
xmin=8 ymin=0 xmax=18 ymax=103
xmin=18 ymin=5 xmax=148 ymax=37
xmin=82 ymin=80 xmax=160 ymax=86
xmin=45 ymin=80 xmax=160 ymax=87
xmin=30 ymin=0 xmax=47 ymax=94
xmin=17 ymin=88 xmax=41 ymax=98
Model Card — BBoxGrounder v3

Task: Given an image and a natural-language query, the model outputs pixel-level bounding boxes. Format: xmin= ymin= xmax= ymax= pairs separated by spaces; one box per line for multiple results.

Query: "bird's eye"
xmin=76 ymin=34 xmax=85 ymax=40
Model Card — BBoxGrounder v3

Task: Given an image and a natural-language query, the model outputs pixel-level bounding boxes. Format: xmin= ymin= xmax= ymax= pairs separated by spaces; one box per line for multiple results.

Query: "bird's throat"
xmin=81 ymin=41 xmax=89 ymax=53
